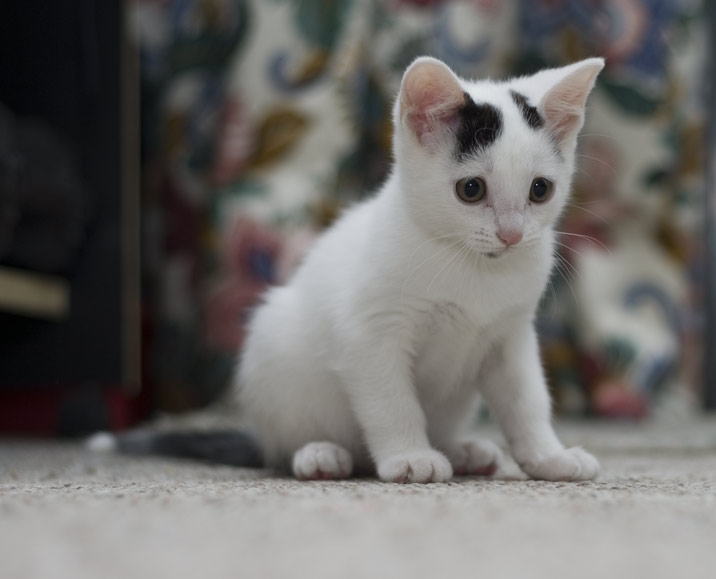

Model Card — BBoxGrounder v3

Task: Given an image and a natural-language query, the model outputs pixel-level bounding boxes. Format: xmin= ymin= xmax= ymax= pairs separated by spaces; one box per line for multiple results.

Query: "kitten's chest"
xmin=409 ymin=251 xmax=545 ymax=387
xmin=402 ymin=242 xmax=549 ymax=391
xmin=412 ymin=300 xmax=511 ymax=395
xmin=410 ymin=243 xmax=548 ymax=320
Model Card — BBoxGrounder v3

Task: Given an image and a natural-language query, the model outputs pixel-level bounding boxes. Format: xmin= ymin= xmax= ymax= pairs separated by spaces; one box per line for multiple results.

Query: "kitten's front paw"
xmin=378 ymin=449 xmax=453 ymax=483
xmin=446 ymin=439 xmax=503 ymax=476
xmin=520 ymin=447 xmax=599 ymax=481
xmin=292 ymin=441 xmax=353 ymax=480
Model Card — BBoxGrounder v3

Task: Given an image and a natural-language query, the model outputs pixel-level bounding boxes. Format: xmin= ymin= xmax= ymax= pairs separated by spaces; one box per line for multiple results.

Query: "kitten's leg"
xmin=443 ymin=438 xmax=503 ymax=476
xmin=341 ymin=334 xmax=452 ymax=483
xmin=427 ymin=397 xmax=503 ymax=476
xmin=480 ymin=324 xmax=599 ymax=481
xmin=292 ymin=441 xmax=353 ymax=480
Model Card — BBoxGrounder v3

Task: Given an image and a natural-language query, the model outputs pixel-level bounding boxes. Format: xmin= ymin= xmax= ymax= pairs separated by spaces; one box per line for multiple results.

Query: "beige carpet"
xmin=1 ymin=419 xmax=715 ymax=579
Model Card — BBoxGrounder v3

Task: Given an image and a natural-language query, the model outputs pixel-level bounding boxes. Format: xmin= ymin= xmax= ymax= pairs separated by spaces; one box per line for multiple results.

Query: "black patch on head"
xmin=454 ymin=93 xmax=503 ymax=161
xmin=510 ymin=90 xmax=544 ymax=130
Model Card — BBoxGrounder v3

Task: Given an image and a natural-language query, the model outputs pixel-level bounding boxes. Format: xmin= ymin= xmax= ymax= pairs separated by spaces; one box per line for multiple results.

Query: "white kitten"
xmin=237 ymin=56 xmax=605 ymax=482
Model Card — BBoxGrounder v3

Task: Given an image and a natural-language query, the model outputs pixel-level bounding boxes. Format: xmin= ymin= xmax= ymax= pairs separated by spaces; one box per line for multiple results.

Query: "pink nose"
xmin=497 ymin=230 xmax=523 ymax=247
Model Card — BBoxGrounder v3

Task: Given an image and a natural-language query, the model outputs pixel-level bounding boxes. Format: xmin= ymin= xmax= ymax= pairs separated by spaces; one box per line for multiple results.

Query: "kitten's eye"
xmin=529 ymin=178 xmax=553 ymax=203
xmin=455 ymin=177 xmax=487 ymax=204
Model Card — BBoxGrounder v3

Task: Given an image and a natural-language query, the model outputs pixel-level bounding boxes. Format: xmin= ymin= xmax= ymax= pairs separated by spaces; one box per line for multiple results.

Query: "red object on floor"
xmin=592 ymin=379 xmax=649 ymax=420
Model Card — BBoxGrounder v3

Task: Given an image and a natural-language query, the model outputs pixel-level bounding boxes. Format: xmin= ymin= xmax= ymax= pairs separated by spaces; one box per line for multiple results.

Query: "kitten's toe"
xmin=377 ymin=449 xmax=453 ymax=483
xmin=447 ymin=439 xmax=503 ymax=476
xmin=520 ymin=447 xmax=599 ymax=481
xmin=292 ymin=441 xmax=353 ymax=480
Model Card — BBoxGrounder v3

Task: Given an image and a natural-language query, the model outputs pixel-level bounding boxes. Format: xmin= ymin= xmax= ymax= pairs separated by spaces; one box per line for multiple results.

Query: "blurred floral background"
xmin=136 ymin=0 xmax=709 ymax=420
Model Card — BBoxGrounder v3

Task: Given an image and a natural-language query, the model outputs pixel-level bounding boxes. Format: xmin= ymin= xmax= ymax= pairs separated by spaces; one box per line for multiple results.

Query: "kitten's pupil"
xmin=465 ymin=179 xmax=482 ymax=197
xmin=530 ymin=178 xmax=552 ymax=203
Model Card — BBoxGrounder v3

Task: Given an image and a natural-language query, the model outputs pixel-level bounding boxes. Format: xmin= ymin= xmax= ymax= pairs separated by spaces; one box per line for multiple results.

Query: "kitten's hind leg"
xmin=443 ymin=438 xmax=503 ymax=476
xmin=427 ymin=394 xmax=502 ymax=476
xmin=292 ymin=441 xmax=354 ymax=480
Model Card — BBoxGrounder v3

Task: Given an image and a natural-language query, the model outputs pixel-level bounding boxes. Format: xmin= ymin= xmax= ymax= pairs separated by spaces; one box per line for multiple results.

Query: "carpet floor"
xmin=1 ymin=419 xmax=715 ymax=579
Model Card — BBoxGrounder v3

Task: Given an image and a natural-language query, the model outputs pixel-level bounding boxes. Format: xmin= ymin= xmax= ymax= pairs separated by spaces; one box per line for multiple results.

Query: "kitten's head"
xmin=393 ymin=56 xmax=604 ymax=258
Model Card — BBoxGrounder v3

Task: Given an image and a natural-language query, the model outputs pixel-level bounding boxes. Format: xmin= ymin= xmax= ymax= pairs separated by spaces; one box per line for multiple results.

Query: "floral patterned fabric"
xmin=136 ymin=0 xmax=709 ymax=417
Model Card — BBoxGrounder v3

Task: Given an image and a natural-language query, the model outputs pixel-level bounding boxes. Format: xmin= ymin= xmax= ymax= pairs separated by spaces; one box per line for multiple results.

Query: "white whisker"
xmin=576 ymin=153 xmax=617 ymax=175
xmin=552 ymin=239 xmax=588 ymax=263
xmin=405 ymin=232 xmax=464 ymax=267
xmin=568 ymin=199 xmax=606 ymax=207
xmin=554 ymin=230 xmax=611 ymax=254
xmin=564 ymin=202 xmax=608 ymax=225
xmin=552 ymin=251 xmax=578 ymax=303
xmin=401 ymin=237 xmax=464 ymax=299
xmin=574 ymin=167 xmax=592 ymax=179
xmin=539 ymin=271 xmax=558 ymax=324
xmin=456 ymin=242 xmax=475 ymax=304
xmin=426 ymin=240 xmax=468 ymax=296
xmin=578 ymin=133 xmax=619 ymax=143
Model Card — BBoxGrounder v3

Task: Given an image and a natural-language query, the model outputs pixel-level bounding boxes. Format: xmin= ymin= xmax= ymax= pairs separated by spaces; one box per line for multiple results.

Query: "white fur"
xmin=86 ymin=432 xmax=117 ymax=453
xmin=236 ymin=57 xmax=604 ymax=483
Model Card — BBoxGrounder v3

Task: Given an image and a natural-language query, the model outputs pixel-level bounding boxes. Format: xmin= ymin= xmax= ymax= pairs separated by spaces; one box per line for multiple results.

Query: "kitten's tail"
xmin=87 ymin=429 xmax=264 ymax=468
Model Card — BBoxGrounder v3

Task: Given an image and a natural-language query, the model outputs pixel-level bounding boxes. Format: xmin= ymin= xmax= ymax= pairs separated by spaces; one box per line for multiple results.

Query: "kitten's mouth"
xmin=472 ymin=239 xmax=520 ymax=259
xmin=484 ymin=241 xmax=525 ymax=258
xmin=485 ymin=248 xmax=508 ymax=259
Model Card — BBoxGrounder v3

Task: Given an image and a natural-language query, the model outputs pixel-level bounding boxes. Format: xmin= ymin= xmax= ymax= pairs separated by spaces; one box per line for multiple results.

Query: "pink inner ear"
xmin=540 ymin=62 xmax=603 ymax=145
xmin=542 ymin=94 xmax=582 ymax=145
xmin=407 ymin=106 xmax=461 ymax=144
xmin=401 ymin=60 xmax=464 ymax=145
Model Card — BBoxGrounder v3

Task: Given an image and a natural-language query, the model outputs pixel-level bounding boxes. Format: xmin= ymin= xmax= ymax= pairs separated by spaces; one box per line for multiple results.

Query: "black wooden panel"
xmin=0 ymin=0 xmax=129 ymax=386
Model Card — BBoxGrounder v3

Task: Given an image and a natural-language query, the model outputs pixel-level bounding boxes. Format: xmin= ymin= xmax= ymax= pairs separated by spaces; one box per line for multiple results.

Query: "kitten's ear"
xmin=398 ymin=57 xmax=464 ymax=146
xmin=537 ymin=58 xmax=604 ymax=145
